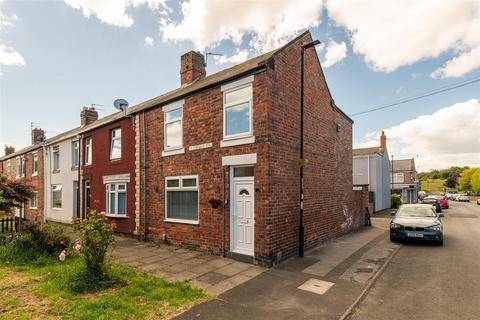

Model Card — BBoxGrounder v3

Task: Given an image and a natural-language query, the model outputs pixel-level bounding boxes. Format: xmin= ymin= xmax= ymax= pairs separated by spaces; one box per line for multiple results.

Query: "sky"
xmin=0 ymin=0 xmax=479 ymax=171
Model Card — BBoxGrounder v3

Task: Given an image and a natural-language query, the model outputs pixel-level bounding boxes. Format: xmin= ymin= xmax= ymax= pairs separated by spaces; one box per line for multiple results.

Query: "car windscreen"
xmin=397 ymin=207 xmax=437 ymax=217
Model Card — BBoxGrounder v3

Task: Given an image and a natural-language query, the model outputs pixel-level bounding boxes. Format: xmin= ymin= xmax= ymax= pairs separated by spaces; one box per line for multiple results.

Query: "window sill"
xmin=51 ymin=207 xmax=62 ymax=210
xmin=71 ymin=166 xmax=79 ymax=171
xmin=106 ymin=214 xmax=129 ymax=219
xmin=32 ymin=173 xmax=38 ymax=177
xmin=162 ymin=148 xmax=185 ymax=157
xmin=220 ymin=136 xmax=255 ymax=148
xmin=164 ymin=218 xmax=199 ymax=225
xmin=110 ymin=158 xmax=121 ymax=162
xmin=52 ymin=170 xmax=60 ymax=174
xmin=30 ymin=207 xmax=38 ymax=210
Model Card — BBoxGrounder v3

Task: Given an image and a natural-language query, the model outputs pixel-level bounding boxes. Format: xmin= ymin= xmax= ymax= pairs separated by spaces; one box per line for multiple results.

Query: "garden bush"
xmin=391 ymin=194 xmax=402 ymax=209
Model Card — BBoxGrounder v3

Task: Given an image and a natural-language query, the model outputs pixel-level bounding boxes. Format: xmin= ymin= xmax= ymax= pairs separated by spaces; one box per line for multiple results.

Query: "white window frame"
xmin=106 ymin=182 xmax=128 ymax=217
xmin=165 ymin=175 xmax=199 ymax=224
xmin=85 ymin=138 xmax=92 ymax=165
xmin=30 ymin=191 xmax=38 ymax=209
xmin=72 ymin=140 xmax=79 ymax=168
xmin=393 ymin=172 xmax=404 ymax=184
xmin=110 ymin=128 xmax=122 ymax=160
xmin=52 ymin=146 xmax=60 ymax=172
xmin=16 ymin=157 xmax=21 ymax=178
xmin=51 ymin=184 xmax=62 ymax=209
xmin=162 ymin=100 xmax=185 ymax=157
xmin=32 ymin=152 xmax=38 ymax=176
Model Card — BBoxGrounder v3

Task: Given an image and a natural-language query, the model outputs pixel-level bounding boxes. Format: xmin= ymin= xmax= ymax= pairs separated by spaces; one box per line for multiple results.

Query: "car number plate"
xmin=407 ymin=232 xmax=423 ymax=238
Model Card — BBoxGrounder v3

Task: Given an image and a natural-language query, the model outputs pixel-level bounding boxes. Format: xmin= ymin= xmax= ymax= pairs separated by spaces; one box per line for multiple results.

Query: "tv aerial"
xmin=113 ymin=99 xmax=129 ymax=112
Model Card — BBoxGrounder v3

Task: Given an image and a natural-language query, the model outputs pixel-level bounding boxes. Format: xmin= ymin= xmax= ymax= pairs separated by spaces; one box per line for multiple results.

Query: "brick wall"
xmin=82 ymin=118 xmax=137 ymax=234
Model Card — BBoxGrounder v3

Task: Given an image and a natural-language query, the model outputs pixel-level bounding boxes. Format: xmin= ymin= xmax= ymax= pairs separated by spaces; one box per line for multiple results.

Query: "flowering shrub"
xmin=20 ymin=221 xmax=70 ymax=255
xmin=69 ymin=211 xmax=115 ymax=280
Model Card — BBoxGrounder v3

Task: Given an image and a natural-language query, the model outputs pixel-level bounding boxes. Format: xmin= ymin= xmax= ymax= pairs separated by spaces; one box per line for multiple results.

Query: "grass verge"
xmin=0 ymin=251 xmax=207 ymax=320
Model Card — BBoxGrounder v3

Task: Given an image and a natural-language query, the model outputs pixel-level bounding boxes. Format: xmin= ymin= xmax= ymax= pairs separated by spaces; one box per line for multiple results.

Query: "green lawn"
xmin=421 ymin=179 xmax=445 ymax=193
xmin=0 ymin=255 xmax=207 ymax=320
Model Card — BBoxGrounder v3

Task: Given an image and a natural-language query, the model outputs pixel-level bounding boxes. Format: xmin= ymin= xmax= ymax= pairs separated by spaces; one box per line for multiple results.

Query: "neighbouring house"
xmin=80 ymin=111 xmax=138 ymax=234
xmin=0 ymin=129 xmax=45 ymax=220
xmin=43 ymin=108 xmax=98 ymax=224
xmin=391 ymin=158 xmax=419 ymax=204
xmin=127 ymin=30 xmax=357 ymax=266
xmin=353 ymin=131 xmax=391 ymax=212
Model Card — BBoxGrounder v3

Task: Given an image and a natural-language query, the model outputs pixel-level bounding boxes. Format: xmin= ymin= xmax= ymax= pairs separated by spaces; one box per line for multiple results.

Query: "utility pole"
xmin=299 ymin=39 xmax=320 ymax=258
xmin=391 ymin=154 xmax=394 ymax=208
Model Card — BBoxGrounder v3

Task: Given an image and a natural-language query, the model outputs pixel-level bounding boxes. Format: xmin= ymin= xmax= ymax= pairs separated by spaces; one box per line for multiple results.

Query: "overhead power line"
xmin=349 ymin=75 xmax=480 ymax=117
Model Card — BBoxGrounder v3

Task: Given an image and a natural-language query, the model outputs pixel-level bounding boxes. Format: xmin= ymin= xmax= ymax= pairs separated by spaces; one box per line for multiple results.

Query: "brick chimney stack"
xmin=180 ymin=51 xmax=206 ymax=85
xmin=380 ymin=131 xmax=387 ymax=151
xmin=4 ymin=145 xmax=15 ymax=156
xmin=80 ymin=106 xmax=98 ymax=126
xmin=31 ymin=128 xmax=45 ymax=144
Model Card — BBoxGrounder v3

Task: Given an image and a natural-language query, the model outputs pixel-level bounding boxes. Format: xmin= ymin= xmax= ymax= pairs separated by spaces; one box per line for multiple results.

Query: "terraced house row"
xmin=1 ymin=31 xmax=368 ymax=266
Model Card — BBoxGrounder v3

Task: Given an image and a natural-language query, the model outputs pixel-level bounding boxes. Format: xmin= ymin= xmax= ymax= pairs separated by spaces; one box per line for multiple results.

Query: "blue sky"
xmin=1 ymin=0 xmax=479 ymax=170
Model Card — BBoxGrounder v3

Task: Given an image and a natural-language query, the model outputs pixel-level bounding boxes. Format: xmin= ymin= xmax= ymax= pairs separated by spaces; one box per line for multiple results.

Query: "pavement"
xmin=109 ymin=237 xmax=265 ymax=295
xmin=350 ymin=201 xmax=480 ymax=320
xmin=175 ymin=218 xmax=400 ymax=320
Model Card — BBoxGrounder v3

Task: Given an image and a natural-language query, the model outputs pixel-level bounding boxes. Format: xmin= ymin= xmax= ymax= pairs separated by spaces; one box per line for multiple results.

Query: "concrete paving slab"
xmin=215 ymin=262 xmax=251 ymax=277
xmin=197 ymin=272 xmax=229 ymax=285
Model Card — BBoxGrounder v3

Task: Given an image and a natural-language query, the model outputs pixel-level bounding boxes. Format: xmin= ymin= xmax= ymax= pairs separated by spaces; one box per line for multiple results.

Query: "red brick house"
xmin=127 ymin=30 xmax=356 ymax=266
xmin=80 ymin=111 xmax=138 ymax=235
xmin=0 ymin=129 xmax=45 ymax=220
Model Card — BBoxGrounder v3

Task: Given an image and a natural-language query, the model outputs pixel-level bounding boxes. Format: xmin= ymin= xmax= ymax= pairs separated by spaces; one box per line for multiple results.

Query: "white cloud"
xmin=322 ymin=39 xmax=347 ymax=68
xmin=326 ymin=0 xmax=480 ymax=77
xmin=355 ymin=99 xmax=480 ymax=170
xmin=63 ymin=0 xmax=168 ymax=27
xmin=0 ymin=2 xmax=25 ymax=67
xmin=160 ymin=0 xmax=323 ymax=52
xmin=0 ymin=44 xmax=25 ymax=66
xmin=214 ymin=48 xmax=249 ymax=65
xmin=144 ymin=36 xmax=154 ymax=47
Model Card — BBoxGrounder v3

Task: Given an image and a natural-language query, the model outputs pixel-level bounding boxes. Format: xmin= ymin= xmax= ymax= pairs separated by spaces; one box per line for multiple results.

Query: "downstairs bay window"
xmin=106 ymin=183 xmax=127 ymax=217
xmin=165 ymin=175 xmax=199 ymax=224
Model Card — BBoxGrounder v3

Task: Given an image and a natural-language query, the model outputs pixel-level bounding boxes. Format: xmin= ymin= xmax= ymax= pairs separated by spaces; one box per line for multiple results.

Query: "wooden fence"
xmin=0 ymin=216 xmax=21 ymax=233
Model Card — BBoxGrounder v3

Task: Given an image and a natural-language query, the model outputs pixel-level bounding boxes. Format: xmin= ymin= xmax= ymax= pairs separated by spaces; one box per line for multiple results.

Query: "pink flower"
xmin=74 ymin=243 xmax=81 ymax=252
xmin=59 ymin=250 xmax=66 ymax=261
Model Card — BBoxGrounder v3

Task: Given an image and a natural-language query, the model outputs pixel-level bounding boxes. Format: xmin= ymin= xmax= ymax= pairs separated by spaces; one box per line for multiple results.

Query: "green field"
xmin=421 ymin=179 xmax=446 ymax=193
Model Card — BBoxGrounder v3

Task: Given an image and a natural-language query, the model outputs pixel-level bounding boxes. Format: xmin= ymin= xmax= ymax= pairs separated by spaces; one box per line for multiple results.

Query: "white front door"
xmin=231 ymin=176 xmax=255 ymax=256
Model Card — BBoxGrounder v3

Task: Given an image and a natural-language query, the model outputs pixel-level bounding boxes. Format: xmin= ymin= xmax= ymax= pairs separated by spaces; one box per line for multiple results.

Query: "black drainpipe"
xmin=142 ymin=111 xmax=148 ymax=241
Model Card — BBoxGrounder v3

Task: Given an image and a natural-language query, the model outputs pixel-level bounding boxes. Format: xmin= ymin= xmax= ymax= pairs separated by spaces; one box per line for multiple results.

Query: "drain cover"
xmin=298 ymin=278 xmax=335 ymax=295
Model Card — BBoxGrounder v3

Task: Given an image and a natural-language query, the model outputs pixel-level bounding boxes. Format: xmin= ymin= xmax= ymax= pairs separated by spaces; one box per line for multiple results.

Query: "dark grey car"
xmin=390 ymin=204 xmax=443 ymax=245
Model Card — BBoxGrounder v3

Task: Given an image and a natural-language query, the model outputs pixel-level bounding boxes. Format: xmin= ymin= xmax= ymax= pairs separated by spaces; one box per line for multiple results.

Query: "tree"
xmin=471 ymin=170 xmax=480 ymax=193
xmin=0 ymin=175 xmax=33 ymax=212
xmin=444 ymin=174 xmax=458 ymax=188
xmin=458 ymin=168 xmax=480 ymax=191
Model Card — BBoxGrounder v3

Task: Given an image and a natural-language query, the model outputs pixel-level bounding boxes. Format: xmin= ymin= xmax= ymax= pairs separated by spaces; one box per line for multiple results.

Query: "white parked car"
xmin=457 ymin=195 xmax=470 ymax=202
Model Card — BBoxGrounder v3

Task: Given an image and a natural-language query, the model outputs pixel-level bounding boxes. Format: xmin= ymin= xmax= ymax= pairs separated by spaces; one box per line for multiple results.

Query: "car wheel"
xmin=436 ymin=239 xmax=444 ymax=246
xmin=390 ymin=236 xmax=397 ymax=242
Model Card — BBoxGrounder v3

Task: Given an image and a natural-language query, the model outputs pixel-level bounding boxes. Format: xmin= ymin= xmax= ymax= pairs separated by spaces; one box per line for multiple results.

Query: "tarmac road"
xmin=351 ymin=201 xmax=480 ymax=320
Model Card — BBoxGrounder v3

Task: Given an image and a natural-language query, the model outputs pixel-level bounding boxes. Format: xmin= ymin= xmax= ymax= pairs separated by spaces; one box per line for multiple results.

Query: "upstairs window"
xmin=164 ymin=105 xmax=183 ymax=150
xmin=223 ymin=84 xmax=252 ymax=139
xmin=106 ymin=183 xmax=127 ymax=216
xmin=32 ymin=152 xmax=38 ymax=176
xmin=52 ymin=146 xmax=60 ymax=172
xmin=393 ymin=172 xmax=404 ymax=184
xmin=110 ymin=128 xmax=122 ymax=160
xmin=72 ymin=141 xmax=79 ymax=168
xmin=85 ymin=138 xmax=92 ymax=165
xmin=16 ymin=156 xmax=26 ymax=178
xmin=165 ymin=175 xmax=199 ymax=224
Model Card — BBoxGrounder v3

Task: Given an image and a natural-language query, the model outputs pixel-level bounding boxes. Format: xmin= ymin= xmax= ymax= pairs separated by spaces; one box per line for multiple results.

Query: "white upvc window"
xmin=223 ymin=81 xmax=253 ymax=141
xmin=16 ymin=157 xmax=21 ymax=177
xmin=51 ymin=184 xmax=62 ymax=209
xmin=162 ymin=100 xmax=184 ymax=157
xmin=165 ymin=175 xmax=199 ymax=224
xmin=106 ymin=182 xmax=127 ymax=216
xmin=393 ymin=172 xmax=404 ymax=183
xmin=110 ymin=128 xmax=122 ymax=160
xmin=85 ymin=138 xmax=92 ymax=165
xmin=30 ymin=191 xmax=38 ymax=209
xmin=52 ymin=146 xmax=60 ymax=172
xmin=72 ymin=140 xmax=79 ymax=168
xmin=32 ymin=152 xmax=38 ymax=176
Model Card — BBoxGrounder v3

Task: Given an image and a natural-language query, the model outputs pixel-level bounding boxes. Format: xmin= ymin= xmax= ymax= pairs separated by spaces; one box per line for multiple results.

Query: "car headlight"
xmin=428 ymin=224 xmax=442 ymax=231
xmin=390 ymin=223 xmax=402 ymax=229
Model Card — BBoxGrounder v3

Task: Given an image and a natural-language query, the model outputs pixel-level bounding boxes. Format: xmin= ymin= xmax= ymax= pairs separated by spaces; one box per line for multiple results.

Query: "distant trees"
xmin=418 ymin=166 xmax=469 ymax=181
xmin=458 ymin=168 xmax=480 ymax=193
xmin=444 ymin=174 xmax=459 ymax=188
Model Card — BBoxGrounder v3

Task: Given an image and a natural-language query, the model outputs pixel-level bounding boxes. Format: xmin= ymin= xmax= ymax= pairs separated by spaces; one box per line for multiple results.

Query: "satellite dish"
xmin=113 ymin=98 xmax=129 ymax=111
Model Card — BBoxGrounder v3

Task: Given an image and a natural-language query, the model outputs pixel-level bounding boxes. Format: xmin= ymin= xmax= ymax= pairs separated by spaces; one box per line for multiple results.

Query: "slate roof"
xmin=0 ymin=144 xmax=43 ymax=161
xmin=353 ymin=146 xmax=384 ymax=156
xmin=392 ymin=159 xmax=416 ymax=171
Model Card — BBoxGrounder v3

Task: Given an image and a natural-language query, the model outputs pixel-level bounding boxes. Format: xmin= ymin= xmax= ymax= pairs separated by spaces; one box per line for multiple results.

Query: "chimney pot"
xmin=180 ymin=51 xmax=206 ymax=85
xmin=80 ymin=107 xmax=98 ymax=126
xmin=31 ymin=128 xmax=45 ymax=144
xmin=4 ymin=145 xmax=15 ymax=156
